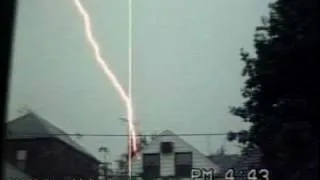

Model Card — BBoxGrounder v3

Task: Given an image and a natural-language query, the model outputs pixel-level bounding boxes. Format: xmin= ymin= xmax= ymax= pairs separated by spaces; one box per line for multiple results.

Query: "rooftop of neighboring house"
xmin=207 ymin=153 xmax=240 ymax=171
xmin=3 ymin=162 xmax=31 ymax=179
xmin=6 ymin=111 xmax=100 ymax=163
xmin=215 ymin=146 xmax=263 ymax=177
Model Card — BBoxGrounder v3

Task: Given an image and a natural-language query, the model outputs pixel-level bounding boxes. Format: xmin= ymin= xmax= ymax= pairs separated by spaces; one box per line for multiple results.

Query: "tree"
xmin=150 ymin=133 xmax=158 ymax=141
xmin=115 ymin=158 xmax=126 ymax=172
xmin=228 ymin=0 xmax=319 ymax=179
xmin=216 ymin=145 xmax=226 ymax=156
xmin=140 ymin=135 xmax=148 ymax=146
xmin=98 ymin=146 xmax=109 ymax=162
xmin=98 ymin=146 xmax=110 ymax=179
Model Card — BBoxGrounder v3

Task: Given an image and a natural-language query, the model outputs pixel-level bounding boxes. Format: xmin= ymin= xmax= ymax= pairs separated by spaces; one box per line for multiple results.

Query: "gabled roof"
xmin=4 ymin=162 xmax=31 ymax=179
xmin=6 ymin=112 xmax=100 ymax=163
xmin=135 ymin=130 xmax=220 ymax=172
xmin=216 ymin=147 xmax=262 ymax=177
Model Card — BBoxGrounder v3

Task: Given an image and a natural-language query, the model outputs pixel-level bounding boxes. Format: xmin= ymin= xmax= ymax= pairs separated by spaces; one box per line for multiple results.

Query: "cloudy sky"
xmin=7 ymin=0 xmax=270 ymax=166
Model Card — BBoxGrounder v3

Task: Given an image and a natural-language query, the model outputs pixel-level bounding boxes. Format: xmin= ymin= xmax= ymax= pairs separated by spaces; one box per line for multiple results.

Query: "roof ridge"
xmin=31 ymin=114 xmax=90 ymax=151
xmin=32 ymin=113 xmax=67 ymax=134
xmin=7 ymin=112 xmax=100 ymax=163
xmin=38 ymin=116 xmax=100 ymax=162
xmin=7 ymin=112 xmax=32 ymax=124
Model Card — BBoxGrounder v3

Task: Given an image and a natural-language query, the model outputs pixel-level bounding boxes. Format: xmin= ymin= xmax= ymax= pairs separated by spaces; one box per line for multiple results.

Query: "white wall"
xmin=132 ymin=130 xmax=220 ymax=178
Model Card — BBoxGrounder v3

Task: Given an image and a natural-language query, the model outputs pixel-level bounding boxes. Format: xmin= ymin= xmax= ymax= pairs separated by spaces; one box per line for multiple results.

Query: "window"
xmin=142 ymin=153 xmax=160 ymax=178
xmin=160 ymin=142 xmax=173 ymax=154
xmin=16 ymin=150 xmax=27 ymax=160
xmin=16 ymin=150 xmax=28 ymax=170
xmin=175 ymin=152 xmax=192 ymax=178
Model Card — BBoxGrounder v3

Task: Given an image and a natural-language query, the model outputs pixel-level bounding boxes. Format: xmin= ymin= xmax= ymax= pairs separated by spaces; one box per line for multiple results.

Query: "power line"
xmin=8 ymin=132 xmax=228 ymax=137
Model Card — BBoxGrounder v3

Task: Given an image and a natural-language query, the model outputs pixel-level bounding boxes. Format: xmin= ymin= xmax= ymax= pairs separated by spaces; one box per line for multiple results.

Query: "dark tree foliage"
xmin=229 ymin=0 xmax=319 ymax=179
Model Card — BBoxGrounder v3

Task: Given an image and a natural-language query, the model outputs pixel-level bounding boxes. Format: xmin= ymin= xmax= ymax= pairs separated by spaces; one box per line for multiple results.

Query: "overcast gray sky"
xmin=7 ymin=0 xmax=270 ymax=166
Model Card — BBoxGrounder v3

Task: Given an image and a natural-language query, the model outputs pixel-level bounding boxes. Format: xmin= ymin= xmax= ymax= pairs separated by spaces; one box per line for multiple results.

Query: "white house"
xmin=131 ymin=130 xmax=220 ymax=179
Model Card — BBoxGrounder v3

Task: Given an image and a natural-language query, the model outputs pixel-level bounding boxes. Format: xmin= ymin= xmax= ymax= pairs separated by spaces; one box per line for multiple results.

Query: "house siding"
xmin=4 ymin=138 xmax=100 ymax=179
xmin=132 ymin=131 xmax=220 ymax=179
xmin=161 ymin=153 xmax=174 ymax=176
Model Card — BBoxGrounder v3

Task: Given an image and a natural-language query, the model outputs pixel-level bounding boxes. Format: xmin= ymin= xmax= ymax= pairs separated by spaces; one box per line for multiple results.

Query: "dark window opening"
xmin=143 ymin=153 xmax=160 ymax=178
xmin=16 ymin=150 xmax=27 ymax=171
xmin=175 ymin=152 xmax=192 ymax=178
xmin=160 ymin=142 xmax=173 ymax=154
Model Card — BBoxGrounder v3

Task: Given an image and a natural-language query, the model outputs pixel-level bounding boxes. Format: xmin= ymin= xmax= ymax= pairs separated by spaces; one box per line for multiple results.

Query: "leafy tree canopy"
xmin=228 ymin=0 xmax=319 ymax=179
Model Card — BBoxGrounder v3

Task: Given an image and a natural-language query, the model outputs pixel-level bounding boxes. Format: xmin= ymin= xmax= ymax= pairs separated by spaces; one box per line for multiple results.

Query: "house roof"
xmin=6 ymin=112 xmax=100 ymax=163
xmin=135 ymin=130 xmax=220 ymax=172
xmin=207 ymin=154 xmax=240 ymax=171
xmin=4 ymin=162 xmax=31 ymax=179
xmin=216 ymin=147 xmax=262 ymax=177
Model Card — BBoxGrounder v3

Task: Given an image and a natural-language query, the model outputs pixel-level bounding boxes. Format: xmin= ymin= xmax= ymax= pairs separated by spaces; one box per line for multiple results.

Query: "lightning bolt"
xmin=72 ymin=0 xmax=138 ymax=176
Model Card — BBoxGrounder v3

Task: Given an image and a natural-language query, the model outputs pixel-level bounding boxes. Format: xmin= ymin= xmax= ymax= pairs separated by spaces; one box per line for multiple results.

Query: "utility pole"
xmin=120 ymin=117 xmax=131 ymax=179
